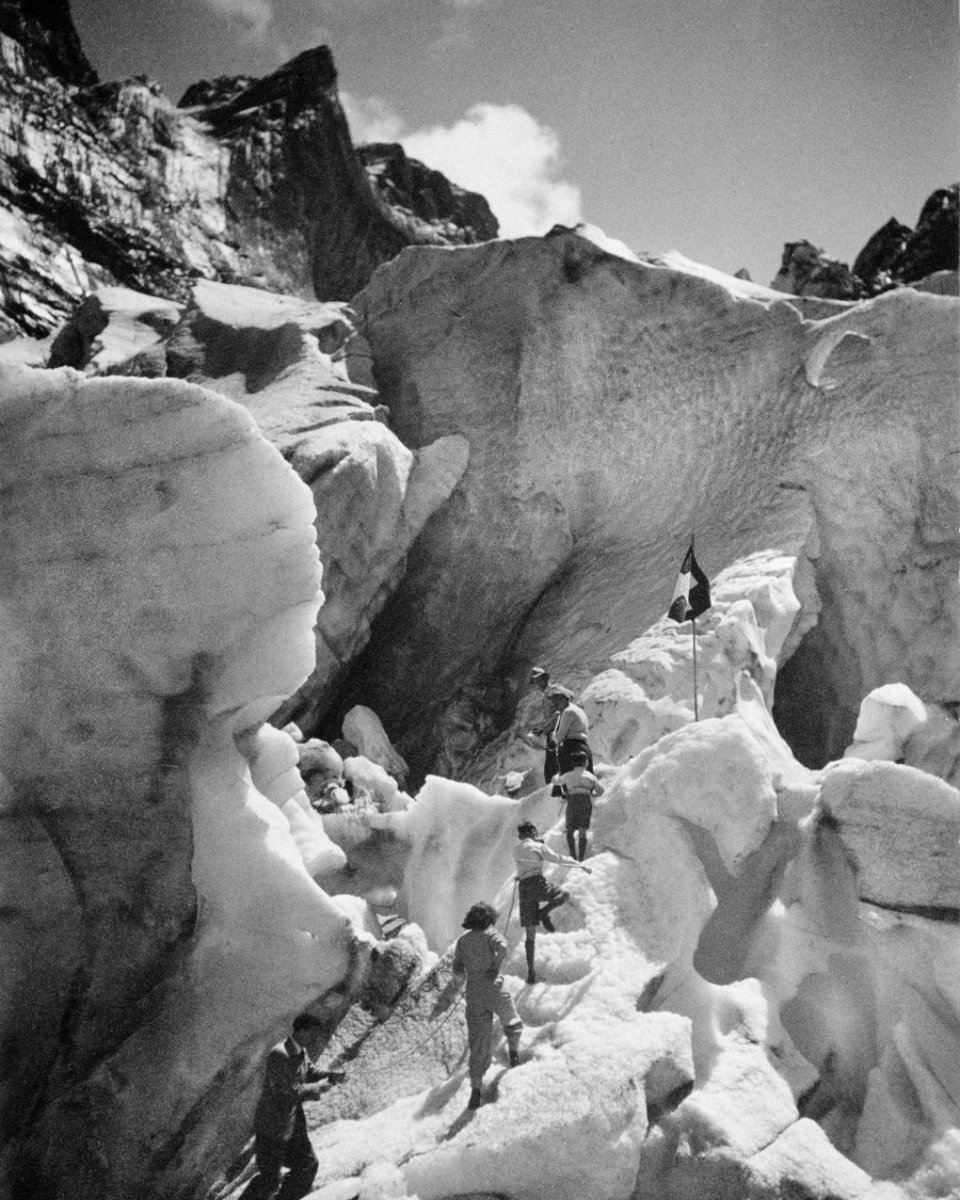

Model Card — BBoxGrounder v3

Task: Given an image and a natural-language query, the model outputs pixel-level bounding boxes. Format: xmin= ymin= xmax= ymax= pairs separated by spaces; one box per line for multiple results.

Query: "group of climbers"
xmin=454 ymin=669 xmax=601 ymax=1106
xmin=450 ymin=814 xmax=596 ymax=1110
xmin=246 ymin=665 xmax=601 ymax=1169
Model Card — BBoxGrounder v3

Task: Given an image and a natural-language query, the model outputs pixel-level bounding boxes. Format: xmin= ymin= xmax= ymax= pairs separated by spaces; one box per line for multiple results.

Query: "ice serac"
xmin=0 ymin=1 xmax=496 ymax=338
xmin=42 ymin=279 xmax=470 ymax=727
xmin=351 ymin=231 xmax=959 ymax=778
xmin=0 ymin=367 xmax=361 ymax=1199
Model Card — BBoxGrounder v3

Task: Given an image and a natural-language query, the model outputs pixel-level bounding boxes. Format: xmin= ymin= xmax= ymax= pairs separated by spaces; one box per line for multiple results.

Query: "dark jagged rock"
xmin=0 ymin=0 xmax=95 ymax=86
xmin=0 ymin=6 xmax=497 ymax=339
xmin=771 ymin=184 xmax=959 ymax=299
xmin=359 ymin=142 xmax=499 ymax=243
xmin=178 ymin=73 xmax=258 ymax=109
xmin=851 ymin=217 xmax=912 ymax=292
xmin=889 ymin=184 xmax=959 ymax=284
xmin=770 ymin=240 xmax=861 ymax=300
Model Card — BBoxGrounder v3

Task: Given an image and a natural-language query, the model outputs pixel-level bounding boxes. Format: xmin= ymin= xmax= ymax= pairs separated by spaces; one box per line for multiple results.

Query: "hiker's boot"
xmin=539 ymin=910 xmax=555 ymax=933
xmin=468 ymin=1087 xmax=483 ymax=1110
xmin=507 ymin=1026 xmax=522 ymax=1067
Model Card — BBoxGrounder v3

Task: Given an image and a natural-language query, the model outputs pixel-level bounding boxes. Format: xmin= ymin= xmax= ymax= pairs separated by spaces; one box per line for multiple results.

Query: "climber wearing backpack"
xmin=452 ymin=901 xmax=523 ymax=1110
xmin=513 ymin=821 xmax=591 ymax=984
xmin=554 ymin=750 xmax=604 ymax=861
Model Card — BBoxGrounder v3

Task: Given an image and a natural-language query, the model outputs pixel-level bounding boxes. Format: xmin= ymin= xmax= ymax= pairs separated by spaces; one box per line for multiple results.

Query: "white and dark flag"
xmin=667 ymin=544 xmax=711 ymax=623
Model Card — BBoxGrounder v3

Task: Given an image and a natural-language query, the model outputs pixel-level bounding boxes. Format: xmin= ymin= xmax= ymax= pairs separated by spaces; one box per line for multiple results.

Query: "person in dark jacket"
xmin=521 ymin=668 xmax=561 ymax=783
xmin=452 ymin=901 xmax=523 ymax=1109
xmin=242 ymin=1013 xmax=344 ymax=1200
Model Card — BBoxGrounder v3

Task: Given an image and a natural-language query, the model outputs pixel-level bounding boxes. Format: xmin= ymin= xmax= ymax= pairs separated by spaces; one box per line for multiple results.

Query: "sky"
xmin=71 ymin=0 xmax=958 ymax=285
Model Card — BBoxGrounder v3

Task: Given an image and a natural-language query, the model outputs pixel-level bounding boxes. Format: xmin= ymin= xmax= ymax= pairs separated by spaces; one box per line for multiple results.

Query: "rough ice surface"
xmin=287 ymin=542 xmax=959 ymax=1200
xmin=0 ymin=366 xmax=364 ymax=1197
xmin=2 ymin=241 xmax=958 ymax=1200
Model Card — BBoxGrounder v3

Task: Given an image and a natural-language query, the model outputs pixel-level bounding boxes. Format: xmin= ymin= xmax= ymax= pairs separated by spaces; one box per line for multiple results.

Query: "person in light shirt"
xmin=550 ymin=687 xmax=594 ymax=773
xmin=452 ymin=901 xmax=523 ymax=1110
xmin=553 ymin=750 xmax=604 ymax=861
xmin=513 ymin=820 xmax=591 ymax=984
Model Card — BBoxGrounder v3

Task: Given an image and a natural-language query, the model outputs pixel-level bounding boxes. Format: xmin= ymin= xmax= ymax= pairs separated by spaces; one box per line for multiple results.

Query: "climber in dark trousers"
xmin=522 ymin=669 xmax=562 ymax=783
xmin=242 ymin=1013 xmax=344 ymax=1200
xmin=452 ymin=901 xmax=523 ymax=1110
xmin=513 ymin=821 xmax=591 ymax=984
xmin=554 ymin=749 xmax=604 ymax=861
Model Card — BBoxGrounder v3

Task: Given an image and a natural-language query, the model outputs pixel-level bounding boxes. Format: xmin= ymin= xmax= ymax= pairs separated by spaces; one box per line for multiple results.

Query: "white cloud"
xmin=201 ymin=0 xmax=273 ymax=37
xmin=340 ymin=92 xmax=406 ymax=144
xmin=342 ymin=94 xmax=582 ymax=238
xmin=403 ymin=103 xmax=582 ymax=238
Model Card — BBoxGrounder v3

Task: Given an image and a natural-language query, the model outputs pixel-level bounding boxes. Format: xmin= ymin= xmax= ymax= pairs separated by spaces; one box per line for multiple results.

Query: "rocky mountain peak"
xmin=0 ymin=15 xmax=496 ymax=339
xmin=0 ymin=0 xmax=95 ymax=87
xmin=772 ymin=183 xmax=959 ymax=299
xmin=182 ymin=44 xmax=339 ymax=124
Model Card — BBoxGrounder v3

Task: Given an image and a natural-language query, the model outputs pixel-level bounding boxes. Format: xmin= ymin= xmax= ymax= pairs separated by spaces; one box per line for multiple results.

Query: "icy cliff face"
xmin=348 ymin=231 xmax=959 ymax=779
xmin=0 ymin=367 xmax=364 ymax=1198
xmin=1 ymin=246 xmax=957 ymax=1200
xmin=0 ymin=3 xmax=496 ymax=339
xmin=32 ymin=279 xmax=470 ymax=729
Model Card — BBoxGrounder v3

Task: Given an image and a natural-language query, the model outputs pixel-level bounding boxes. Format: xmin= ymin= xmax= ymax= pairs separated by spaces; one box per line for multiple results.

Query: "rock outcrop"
xmin=771 ymin=184 xmax=960 ymax=299
xmin=770 ymin=239 xmax=863 ymax=299
xmin=0 ymin=1 xmax=496 ymax=339
xmin=0 ymin=0 xmax=95 ymax=86
xmin=343 ymin=232 xmax=958 ymax=780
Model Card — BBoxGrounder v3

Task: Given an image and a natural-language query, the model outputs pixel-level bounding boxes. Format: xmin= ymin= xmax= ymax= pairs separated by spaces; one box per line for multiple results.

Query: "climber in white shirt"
xmin=513 ymin=821 xmax=591 ymax=984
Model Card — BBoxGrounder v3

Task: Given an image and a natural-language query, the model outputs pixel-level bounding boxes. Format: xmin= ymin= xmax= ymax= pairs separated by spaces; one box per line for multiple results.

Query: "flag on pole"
xmin=667 ymin=543 xmax=711 ymax=623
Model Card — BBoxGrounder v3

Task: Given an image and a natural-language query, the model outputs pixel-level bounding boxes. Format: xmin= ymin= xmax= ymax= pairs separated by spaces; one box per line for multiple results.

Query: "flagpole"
xmin=690 ymin=532 xmax=698 ymax=721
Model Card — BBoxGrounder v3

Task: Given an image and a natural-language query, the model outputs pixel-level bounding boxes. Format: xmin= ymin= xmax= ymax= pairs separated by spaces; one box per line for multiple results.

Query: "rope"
xmin=380 ymin=982 xmax=467 ymax=1067
xmin=331 ymin=885 xmax=523 ymax=1079
xmin=332 ymin=978 xmax=467 ymax=1076
xmin=375 ymin=883 xmax=520 ymax=1070
xmin=502 ymin=880 xmax=517 ymax=934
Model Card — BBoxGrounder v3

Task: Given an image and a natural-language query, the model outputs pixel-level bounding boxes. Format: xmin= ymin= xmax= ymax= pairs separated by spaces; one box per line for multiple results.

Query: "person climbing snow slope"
xmin=452 ymin=901 xmax=523 ymax=1110
xmin=513 ymin=821 xmax=591 ymax=984
xmin=554 ymin=750 xmax=604 ymax=860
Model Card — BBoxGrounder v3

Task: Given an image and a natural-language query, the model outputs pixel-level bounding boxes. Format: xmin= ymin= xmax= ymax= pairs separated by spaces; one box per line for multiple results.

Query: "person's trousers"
xmin=465 ymin=992 xmax=521 ymax=1089
xmin=242 ymin=1108 xmax=318 ymax=1200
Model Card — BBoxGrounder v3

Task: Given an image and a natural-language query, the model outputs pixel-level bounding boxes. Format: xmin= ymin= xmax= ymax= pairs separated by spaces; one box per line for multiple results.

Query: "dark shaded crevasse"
xmin=772 ymin=625 xmax=858 ymax=769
